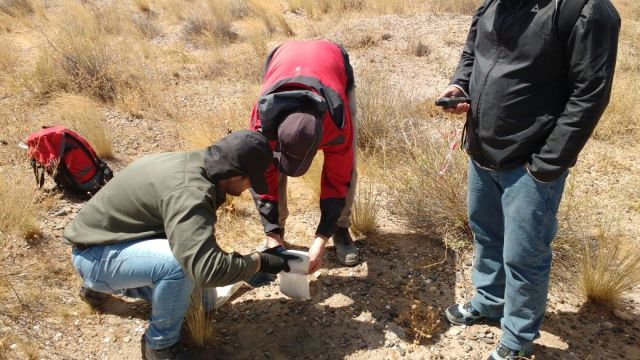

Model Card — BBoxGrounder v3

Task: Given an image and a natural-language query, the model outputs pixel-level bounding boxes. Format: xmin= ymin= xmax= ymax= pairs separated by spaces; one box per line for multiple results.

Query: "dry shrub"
xmin=31 ymin=2 xmax=149 ymax=105
xmin=0 ymin=176 xmax=42 ymax=240
xmin=0 ymin=0 xmax=34 ymax=18
xmin=350 ymin=179 xmax=380 ymax=236
xmin=356 ymin=71 xmax=421 ymax=155
xmin=185 ymin=287 xmax=216 ymax=347
xmin=426 ymin=0 xmax=482 ymax=15
xmin=580 ymin=227 xmax=640 ymax=306
xmin=397 ymin=300 xmax=443 ymax=344
xmin=246 ymin=0 xmax=294 ymax=37
xmin=52 ymin=94 xmax=114 ymax=159
xmin=184 ymin=0 xmax=237 ymax=47
xmin=409 ymin=39 xmax=430 ymax=57
xmin=385 ymin=123 xmax=470 ymax=249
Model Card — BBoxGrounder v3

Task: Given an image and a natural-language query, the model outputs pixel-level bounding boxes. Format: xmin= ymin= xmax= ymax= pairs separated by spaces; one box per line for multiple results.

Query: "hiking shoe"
xmin=143 ymin=341 xmax=189 ymax=360
xmin=333 ymin=227 xmax=359 ymax=266
xmin=445 ymin=302 xmax=484 ymax=326
xmin=79 ymin=285 xmax=109 ymax=308
xmin=487 ymin=343 xmax=532 ymax=360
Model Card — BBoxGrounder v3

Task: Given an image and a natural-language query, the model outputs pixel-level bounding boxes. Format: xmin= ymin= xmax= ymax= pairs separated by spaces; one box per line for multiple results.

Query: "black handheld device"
xmin=435 ymin=97 xmax=471 ymax=109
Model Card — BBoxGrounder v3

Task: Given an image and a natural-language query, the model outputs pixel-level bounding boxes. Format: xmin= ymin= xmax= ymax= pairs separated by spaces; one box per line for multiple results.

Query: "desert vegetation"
xmin=0 ymin=0 xmax=638 ymax=358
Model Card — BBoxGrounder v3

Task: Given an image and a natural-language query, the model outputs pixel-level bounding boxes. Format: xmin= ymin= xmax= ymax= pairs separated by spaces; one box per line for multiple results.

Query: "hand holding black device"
xmin=435 ymin=97 xmax=471 ymax=109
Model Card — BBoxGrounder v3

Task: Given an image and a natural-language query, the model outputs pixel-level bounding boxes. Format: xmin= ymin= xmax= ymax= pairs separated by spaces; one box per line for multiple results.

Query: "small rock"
xmin=464 ymin=344 xmax=473 ymax=352
xmin=382 ymin=33 xmax=392 ymax=40
xmin=264 ymin=351 xmax=272 ymax=359
xmin=266 ymin=328 xmax=274 ymax=335
xmin=322 ymin=279 xmax=331 ymax=286
xmin=54 ymin=209 xmax=68 ymax=216
xmin=386 ymin=322 xmax=406 ymax=339
xmin=359 ymin=341 xmax=368 ymax=349
xmin=396 ymin=345 xmax=406 ymax=356
xmin=123 ymin=337 xmax=131 ymax=343
xmin=613 ymin=309 xmax=633 ymax=322
xmin=480 ymin=338 xmax=495 ymax=344
xmin=103 ymin=337 xmax=110 ymax=343
xmin=9 ymin=344 xmax=17 ymax=350
xmin=447 ymin=327 xmax=462 ymax=337
xmin=603 ymin=321 xmax=614 ymax=330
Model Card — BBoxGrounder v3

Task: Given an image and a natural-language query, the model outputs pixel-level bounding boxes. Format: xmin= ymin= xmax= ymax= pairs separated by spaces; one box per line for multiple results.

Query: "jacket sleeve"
xmin=450 ymin=2 xmax=489 ymax=93
xmin=317 ymin=134 xmax=354 ymax=238
xmin=161 ymin=186 xmax=259 ymax=287
xmin=529 ymin=0 xmax=620 ymax=182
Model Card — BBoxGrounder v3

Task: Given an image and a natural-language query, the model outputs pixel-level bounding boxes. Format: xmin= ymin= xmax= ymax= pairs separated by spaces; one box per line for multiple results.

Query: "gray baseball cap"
xmin=275 ymin=112 xmax=322 ymax=177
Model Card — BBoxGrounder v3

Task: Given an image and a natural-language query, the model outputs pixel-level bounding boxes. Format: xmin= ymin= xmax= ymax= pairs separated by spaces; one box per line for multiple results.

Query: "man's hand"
xmin=308 ymin=235 xmax=327 ymax=274
xmin=439 ymin=86 xmax=471 ymax=114
xmin=258 ymin=247 xmax=300 ymax=274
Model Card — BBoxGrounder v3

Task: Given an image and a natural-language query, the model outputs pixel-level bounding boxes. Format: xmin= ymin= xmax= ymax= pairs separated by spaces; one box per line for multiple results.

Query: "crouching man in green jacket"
xmin=64 ymin=130 xmax=298 ymax=360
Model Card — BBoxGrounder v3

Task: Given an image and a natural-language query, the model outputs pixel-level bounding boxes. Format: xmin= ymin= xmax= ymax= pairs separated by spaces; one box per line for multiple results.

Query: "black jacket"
xmin=451 ymin=0 xmax=620 ymax=181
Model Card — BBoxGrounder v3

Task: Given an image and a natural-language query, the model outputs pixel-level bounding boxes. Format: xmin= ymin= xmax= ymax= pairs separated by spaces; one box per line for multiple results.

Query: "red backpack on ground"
xmin=25 ymin=126 xmax=113 ymax=197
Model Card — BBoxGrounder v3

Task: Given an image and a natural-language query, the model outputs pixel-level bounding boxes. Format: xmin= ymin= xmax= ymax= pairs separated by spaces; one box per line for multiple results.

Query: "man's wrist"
xmin=314 ymin=234 xmax=329 ymax=244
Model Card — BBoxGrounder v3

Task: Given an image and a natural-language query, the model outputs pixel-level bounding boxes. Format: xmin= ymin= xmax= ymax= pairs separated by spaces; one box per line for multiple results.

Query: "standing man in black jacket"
xmin=439 ymin=0 xmax=620 ymax=359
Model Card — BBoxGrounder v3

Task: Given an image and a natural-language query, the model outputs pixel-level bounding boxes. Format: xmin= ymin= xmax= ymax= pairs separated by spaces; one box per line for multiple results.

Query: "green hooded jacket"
xmin=63 ymin=149 xmax=260 ymax=287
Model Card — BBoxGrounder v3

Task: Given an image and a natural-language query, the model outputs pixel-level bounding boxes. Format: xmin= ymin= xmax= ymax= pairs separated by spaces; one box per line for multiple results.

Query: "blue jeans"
xmin=467 ymin=160 xmax=567 ymax=352
xmin=71 ymin=238 xmax=195 ymax=349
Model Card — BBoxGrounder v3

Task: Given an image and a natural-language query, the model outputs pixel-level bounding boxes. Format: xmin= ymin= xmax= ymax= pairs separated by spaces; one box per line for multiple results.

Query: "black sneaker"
xmin=79 ymin=285 xmax=109 ymax=308
xmin=444 ymin=302 xmax=484 ymax=326
xmin=487 ymin=343 xmax=532 ymax=360
xmin=143 ymin=341 xmax=189 ymax=360
xmin=333 ymin=227 xmax=359 ymax=266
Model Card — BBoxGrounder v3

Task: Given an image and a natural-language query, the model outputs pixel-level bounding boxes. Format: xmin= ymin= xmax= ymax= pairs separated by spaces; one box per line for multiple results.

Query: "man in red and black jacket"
xmin=249 ymin=39 xmax=358 ymax=274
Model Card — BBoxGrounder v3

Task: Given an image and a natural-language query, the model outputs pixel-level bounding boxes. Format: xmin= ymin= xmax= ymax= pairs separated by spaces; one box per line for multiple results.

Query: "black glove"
xmin=258 ymin=247 xmax=300 ymax=274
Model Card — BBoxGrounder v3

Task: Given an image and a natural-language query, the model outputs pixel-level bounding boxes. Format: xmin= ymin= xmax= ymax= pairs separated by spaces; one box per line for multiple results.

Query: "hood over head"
xmin=204 ymin=130 xmax=273 ymax=194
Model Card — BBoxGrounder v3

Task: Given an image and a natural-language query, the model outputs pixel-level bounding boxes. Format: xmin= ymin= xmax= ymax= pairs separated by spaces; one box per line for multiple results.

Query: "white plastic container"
xmin=202 ymin=282 xmax=244 ymax=311
xmin=279 ymin=250 xmax=311 ymax=300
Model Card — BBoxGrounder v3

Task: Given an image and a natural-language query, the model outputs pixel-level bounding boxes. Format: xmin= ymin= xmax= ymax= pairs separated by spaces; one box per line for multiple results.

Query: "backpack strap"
xmin=557 ymin=0 xmax=589 ymax=47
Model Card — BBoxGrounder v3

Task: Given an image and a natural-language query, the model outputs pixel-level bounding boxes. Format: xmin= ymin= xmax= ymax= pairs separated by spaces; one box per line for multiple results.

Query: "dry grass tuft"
xmin=185 ymin=287 xmax=216 ymax=347
xmin=355 ymin=71 xmax=421 ymax=156
xmin=0 ymin=177 xmax=43 ymax=241
xmin=409 ymin=39 xmax=430 ymax=57
xmin=426 ymin=0 xmax=482 ymax=15
xmin=30 ymin=3 xmax=150 ymax=105
xmin=350 ymin=179 xmax=380 ymax=236
xmin=184 ymin=0 xmax=237 ymax=47
xmin=247 ymin=0 xmax=294 ymax=37
xmin=0 ymin=0 xmax=34 ymax=18
xmin=385 ymin=123 xmax=470 ymax=249
xmin=0 ymin=35 xmax=18 ymax=73
xmin=580 ymin=227 xmax=640 ymax=306
xmin=52 ymin=94 xmax=114 ymax=159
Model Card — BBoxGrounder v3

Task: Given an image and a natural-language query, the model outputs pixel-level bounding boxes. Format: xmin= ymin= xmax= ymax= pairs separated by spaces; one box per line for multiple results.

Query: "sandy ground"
xmin=1 ymin=5 xmax=639 ymax=360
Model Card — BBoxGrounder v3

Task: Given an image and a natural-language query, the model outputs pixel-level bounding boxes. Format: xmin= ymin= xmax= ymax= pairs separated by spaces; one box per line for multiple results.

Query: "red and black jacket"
xmin=249 ymin=40 xmax=355 ymax=238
